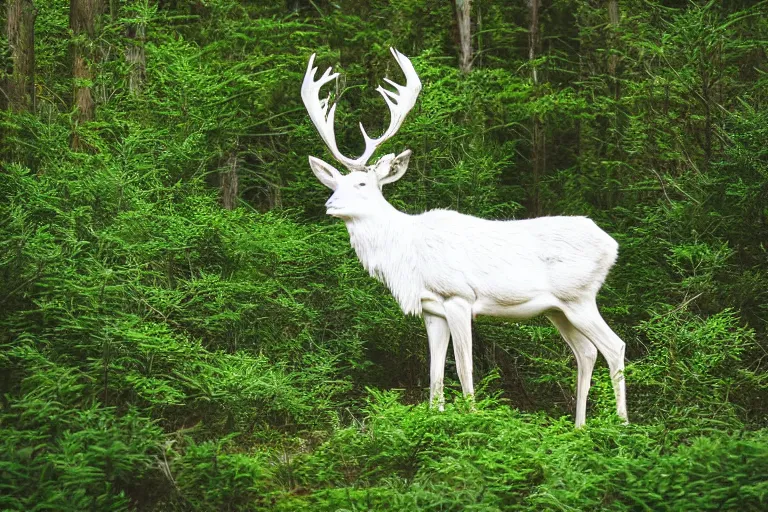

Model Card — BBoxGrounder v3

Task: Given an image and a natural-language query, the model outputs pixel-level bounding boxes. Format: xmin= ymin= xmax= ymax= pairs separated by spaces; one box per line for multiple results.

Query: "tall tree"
xmin=124 ymin=1 xmax=146 ymax=96
xmin=5 ymin=0 xmax=37 ymax=113
xmin=454 ymin=0 xmax=472 ymax=73
xmin=69 ymin=0 xmax=102 ymax=149
xmin=607 ymin=0 xmax=619 ymax=81
xmin=528 ymin=0 xmax=544 ymax=216
xmin=528 ymin=0 xmax=540 ymax=84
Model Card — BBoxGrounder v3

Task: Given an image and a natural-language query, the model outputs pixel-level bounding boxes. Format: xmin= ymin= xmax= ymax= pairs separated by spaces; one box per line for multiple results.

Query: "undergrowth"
xmin=153 ymin=392 xmax=768 ymax=511
xmin=2 ymin=0 xmax=768 ymax=510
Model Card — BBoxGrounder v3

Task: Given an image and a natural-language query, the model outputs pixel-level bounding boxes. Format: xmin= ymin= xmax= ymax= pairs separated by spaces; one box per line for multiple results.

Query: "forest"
xmin=1 ymin=0 xmax=767 ymax=510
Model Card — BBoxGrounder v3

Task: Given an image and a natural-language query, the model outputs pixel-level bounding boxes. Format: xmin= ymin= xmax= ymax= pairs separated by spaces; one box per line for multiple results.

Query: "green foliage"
xmin=0 ymin=357 xmax=162 ymax=511
xmin=218 ymin=393 xmax=767 ymax=511
xmin=162 ymin=435 xmax=277 ymax=511
xmin=630 ymin=308 xmax=766 ymax=426
xmin=1 ymin=0 xmax=767 ymax=509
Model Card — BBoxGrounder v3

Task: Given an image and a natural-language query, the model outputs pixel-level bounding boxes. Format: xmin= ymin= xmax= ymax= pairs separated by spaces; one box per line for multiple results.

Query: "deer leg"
xmin=547 ymin=311 xmax=598 ymax=428
xmin=443 ymin=297 xmax=474 ymax=398
xmin=424 ymin=312 xmax=450 ymax=411
xmin=562 ymin=301 xmax=628 ymax=423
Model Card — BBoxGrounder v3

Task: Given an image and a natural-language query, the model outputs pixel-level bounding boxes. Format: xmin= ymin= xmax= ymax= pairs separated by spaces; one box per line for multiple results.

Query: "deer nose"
xmin=325 ymin=196 xmax=337 ymax=209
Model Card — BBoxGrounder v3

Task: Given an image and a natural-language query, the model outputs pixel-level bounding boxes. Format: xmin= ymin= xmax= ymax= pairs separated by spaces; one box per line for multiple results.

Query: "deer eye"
xmin=358 ymin=182 xmax=366 ymax=187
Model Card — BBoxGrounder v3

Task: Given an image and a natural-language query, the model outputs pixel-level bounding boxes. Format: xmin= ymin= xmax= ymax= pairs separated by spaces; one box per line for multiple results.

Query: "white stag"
xmin=301 ymin=48 xmax=627 ymax=427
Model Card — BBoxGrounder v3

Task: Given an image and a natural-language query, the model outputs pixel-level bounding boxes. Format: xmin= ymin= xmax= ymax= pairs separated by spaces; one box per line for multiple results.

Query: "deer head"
xmin=301 ymin=48 xmax=421 ymax=219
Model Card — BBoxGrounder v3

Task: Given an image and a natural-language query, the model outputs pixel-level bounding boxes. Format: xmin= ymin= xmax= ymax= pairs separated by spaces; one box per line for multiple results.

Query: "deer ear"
xmin=375 ymin=149 xmax=411 ymax=186
xmin=309 ymin=156 xmax=341 ymax=190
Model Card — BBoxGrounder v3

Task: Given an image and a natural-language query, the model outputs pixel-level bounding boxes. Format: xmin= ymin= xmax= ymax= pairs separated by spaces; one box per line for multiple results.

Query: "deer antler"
xmin=301 ymin=48 xmax=422 ymax=172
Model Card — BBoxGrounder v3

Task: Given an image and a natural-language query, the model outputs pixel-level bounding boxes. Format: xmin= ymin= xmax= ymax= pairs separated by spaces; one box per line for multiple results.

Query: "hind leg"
xmin=547 ymin=311 xmax=598 ymax=428
xmin=562 ymin=300 xmax=628 ymax=423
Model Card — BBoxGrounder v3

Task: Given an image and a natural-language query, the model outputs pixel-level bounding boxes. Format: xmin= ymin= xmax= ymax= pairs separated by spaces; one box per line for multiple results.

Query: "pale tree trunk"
xmin=528 ymin=0 xmax=540 ymax=85
xmin=220 ymin=150 xmax=239 ymax=210
xmin=70 ymin=0 xmax=102 ymax=150
xmin=528 ymin=0 xmax=544 ymax=216
xmin=5 ymin=0 xmax=37 ymax=113
xmin=455 ymin=0 xmax=472 ymax=74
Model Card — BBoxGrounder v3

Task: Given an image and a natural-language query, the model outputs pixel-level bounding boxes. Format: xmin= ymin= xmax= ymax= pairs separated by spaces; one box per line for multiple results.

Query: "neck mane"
xmin=343 ymin=206 xmax=424 ymax=315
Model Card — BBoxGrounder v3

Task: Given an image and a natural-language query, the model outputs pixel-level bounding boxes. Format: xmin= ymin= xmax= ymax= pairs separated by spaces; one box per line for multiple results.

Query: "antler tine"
xmin=302 ymin=48 xmax=421 ymax=171
xmin=301 ymin=54 xmax=363 ymax=171
xmin=356 ymin=47 xmax=422 ymax=166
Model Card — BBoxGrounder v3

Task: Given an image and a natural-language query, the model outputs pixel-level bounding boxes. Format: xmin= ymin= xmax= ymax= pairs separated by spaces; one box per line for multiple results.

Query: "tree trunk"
xmin=475 ymin=3 xmax=483 ymax=68
xmin=5 ymin=0 xmax=37 ymax=113
xmin=607 ymin=0 xmax=619 ymax=79
xmin=125 ymin=4 xmax=146 ymax=96
xmin=220 ymin=151 xmax=239 ymax=210
xmin=528 ymin=0 xmax=540 ymax=85
xmin=70 ymin=0 xmax=102 ymax=149
xmin=606 ymin=0 xmax=621 ymax=207
xmin=455 ymin=0 xmax=472 ymax=74
xmin=528 ymin=0 xmax=544 ymax=216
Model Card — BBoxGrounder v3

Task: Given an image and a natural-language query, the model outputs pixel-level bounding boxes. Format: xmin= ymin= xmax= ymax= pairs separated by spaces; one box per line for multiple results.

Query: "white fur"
xmin=310 ymin=156 xmax=628 ymax=427
xmin=347 ymin=208 xmax=618 ymax=316
xmin=302 ymin=49 xmax=628 ymax=428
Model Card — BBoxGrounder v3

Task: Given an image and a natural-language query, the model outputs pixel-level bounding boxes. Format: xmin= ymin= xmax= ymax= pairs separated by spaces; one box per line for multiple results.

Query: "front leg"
xmin=443 ymin=297 xmax=474 ymax=398
xmin=424 ymin=313 xmax=450 ymax=411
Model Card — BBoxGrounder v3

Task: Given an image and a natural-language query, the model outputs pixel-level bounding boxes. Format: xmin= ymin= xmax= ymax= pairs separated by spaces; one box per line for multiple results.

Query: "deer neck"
xmin=342 ymin=204 xmax=424 ymax=315
xmin=344 ymin=202 xmax=410 ymax=268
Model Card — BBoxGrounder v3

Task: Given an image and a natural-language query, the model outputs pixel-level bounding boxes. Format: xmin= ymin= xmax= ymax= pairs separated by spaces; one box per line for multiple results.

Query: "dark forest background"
xmin=1 ymin=0 xmax=767 ymax=510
